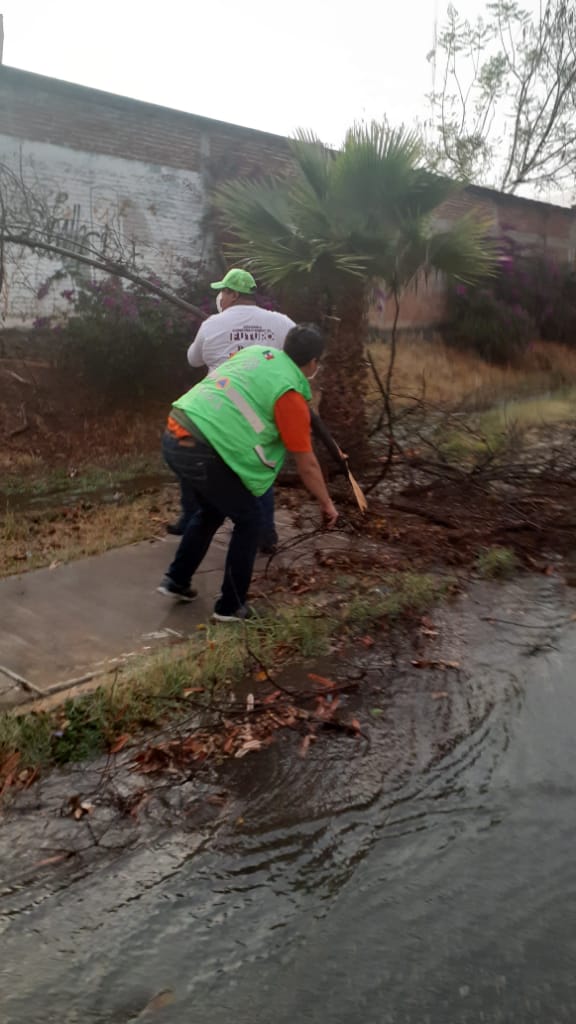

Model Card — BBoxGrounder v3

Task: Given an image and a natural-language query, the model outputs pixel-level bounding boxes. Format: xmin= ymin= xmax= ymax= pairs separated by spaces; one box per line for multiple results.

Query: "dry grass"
xmin=368 ymin=336 xmax=576 ymax=409
xmin=0 ymin=487 xmax=179 ymax=578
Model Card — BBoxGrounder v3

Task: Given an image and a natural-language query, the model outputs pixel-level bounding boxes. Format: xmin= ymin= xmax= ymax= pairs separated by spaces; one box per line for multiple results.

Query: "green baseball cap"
xmin=210 ymin=268 xmax=257 ymax=294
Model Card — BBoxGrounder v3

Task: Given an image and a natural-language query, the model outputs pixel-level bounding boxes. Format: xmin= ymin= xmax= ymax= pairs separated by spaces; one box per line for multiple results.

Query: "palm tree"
xmin=215 ymin=122 xmax=497 ymax=461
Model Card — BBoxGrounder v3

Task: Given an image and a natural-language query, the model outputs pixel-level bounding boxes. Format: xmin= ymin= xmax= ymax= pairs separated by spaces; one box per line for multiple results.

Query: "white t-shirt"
xmin=187 ymin=304 xmax=296 ymax=371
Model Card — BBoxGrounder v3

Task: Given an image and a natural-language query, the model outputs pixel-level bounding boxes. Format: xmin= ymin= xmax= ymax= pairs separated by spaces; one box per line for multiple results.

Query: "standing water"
xmin=1 ymin=575 xmax=576 ymax=1022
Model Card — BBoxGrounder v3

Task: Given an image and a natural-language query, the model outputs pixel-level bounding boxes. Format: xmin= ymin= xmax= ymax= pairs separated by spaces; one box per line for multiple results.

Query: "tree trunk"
xmin=318 ymin=287 xmax=368 ymax=465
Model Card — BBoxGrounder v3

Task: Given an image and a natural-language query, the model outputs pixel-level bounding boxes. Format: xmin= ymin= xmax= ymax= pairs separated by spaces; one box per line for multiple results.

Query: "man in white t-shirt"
xmin=186 ymin=268 xmax=295 ymax=370
xmin=168 ymin=269 xmax=295 ymax=550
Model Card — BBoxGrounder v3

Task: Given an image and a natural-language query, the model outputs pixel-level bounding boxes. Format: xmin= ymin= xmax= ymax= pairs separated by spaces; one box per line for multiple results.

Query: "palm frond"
xmin=424 ymin=217 xmax=501 ymax=285
xmin=215 ymin=177 xmax=293 ymax=241
xmin=291 ymin=130 xmax=334 ymax=201
xmin=328 ymin=124 xmax=441 ymax=234
xmin=345 ymin=121 xmax=423 ymax=164
xmin=214 ymin=119 xmax=499 ymax=296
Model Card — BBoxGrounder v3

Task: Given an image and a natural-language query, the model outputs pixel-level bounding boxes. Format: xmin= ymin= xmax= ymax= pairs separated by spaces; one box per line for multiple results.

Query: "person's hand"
xmin=321 ymin=500 xmax=339 ymax=529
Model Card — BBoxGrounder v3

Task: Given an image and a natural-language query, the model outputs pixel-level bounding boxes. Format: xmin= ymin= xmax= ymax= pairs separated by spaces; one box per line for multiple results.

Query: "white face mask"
xmin=307 ymin=364 xmax=320 ymax=381
xmin=216 ymin=292 xmax=224 ymax=313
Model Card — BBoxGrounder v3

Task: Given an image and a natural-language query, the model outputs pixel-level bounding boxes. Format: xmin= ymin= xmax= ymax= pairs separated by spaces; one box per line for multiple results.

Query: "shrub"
xmin=495 ymin=248 xmax=576 ymax=345
xmin=55 ymin=276 xmax=207 ymax=407
xmin=444 ymin=286 xmax=536 ymax=365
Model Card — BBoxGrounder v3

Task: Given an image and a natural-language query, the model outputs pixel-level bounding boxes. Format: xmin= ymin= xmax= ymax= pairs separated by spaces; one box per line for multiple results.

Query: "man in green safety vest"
xmin=158 ymin=324 xmax=338 ymax=622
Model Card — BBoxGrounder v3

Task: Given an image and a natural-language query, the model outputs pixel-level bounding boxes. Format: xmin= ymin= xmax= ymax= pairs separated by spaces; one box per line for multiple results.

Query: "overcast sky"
xmin=2 ymin=0 xmax=505 ymax=144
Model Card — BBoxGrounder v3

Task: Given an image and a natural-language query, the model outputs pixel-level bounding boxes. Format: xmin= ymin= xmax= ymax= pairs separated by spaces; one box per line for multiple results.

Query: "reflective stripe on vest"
xmin=226 ymin=388 xmax=265 ymax=433
xmin=172 ymin=346 xmax=312 ymax=496
xmin=255 ymin=444 xmax=277 ymax=468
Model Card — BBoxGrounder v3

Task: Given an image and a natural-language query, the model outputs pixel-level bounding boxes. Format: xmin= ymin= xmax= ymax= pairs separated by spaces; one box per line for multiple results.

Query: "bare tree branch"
xmin=428 ymin=0 xmax=576 ymax=194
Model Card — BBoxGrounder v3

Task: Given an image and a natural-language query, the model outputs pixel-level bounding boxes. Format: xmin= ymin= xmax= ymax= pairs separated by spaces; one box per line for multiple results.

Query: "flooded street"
xmin=1 ymin=576 xmax=576 ymax=1022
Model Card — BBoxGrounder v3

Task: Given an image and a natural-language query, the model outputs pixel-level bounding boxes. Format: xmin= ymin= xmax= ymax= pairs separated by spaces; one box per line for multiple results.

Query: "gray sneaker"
xmin=157 ymin=577 xmax=198 ymax=602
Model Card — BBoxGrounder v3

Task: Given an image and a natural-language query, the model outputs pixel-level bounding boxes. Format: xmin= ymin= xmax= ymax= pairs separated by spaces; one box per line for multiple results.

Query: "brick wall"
xmin=372 ymin=185 xmax=576 ymax=333
xmin=1 ymin=65 xmax=575 ymax=331
xmin=0 ymin=132 xmax=207 ymax=323
xmin=0 ymin=66 xmax=291 ymax=175
xmin=0 ymin=67 xmax=292 ymax=326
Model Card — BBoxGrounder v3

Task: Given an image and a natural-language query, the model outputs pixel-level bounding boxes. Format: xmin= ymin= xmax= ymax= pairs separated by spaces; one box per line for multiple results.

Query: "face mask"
xmin=216 ymin=292 xmax=224 ymax=313
xmin=307 ymin=364 xmax=321 ymax=381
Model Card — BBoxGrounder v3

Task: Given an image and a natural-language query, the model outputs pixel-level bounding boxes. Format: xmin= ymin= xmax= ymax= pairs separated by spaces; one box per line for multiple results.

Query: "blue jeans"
xmin=162 ymin=430 xmax=261 ymax=615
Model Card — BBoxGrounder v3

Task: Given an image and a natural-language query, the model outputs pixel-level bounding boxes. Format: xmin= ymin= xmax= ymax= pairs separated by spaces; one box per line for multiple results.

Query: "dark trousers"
xmin=173 ymin=479 xmax=199 ymax=533
xmin=258 ymin=487 xmax=277 ymax=548
xmin=162 ymin=430 xmax=262 ymax=615
xmin=175 ymin=474 xmax=276 ymax=549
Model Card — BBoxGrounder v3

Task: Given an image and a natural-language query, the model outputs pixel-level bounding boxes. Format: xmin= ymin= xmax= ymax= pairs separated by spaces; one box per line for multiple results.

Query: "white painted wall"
xmin=0 ymin=134 xmax=207 ymax=326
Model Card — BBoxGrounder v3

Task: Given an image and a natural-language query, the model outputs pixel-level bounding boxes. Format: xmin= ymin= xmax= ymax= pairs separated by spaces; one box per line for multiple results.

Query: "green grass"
xmin=1 ymin=453 xmax=167 ymax=502
xmin=478 ymin=392 xmax=576 ymax=434
xmin=475 ymin=546 xmax=519 ymax=580
xmin=0 ymin=573 xmax=449 ymax=782
xmin=345 ymin=573 xmax=455 ymax=630
xmin=435 ymin=392 xmax=576 ymax=466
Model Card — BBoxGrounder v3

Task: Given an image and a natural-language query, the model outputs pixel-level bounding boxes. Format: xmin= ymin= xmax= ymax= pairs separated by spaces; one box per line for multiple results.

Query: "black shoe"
xmin=259 ymin=543 xmax=278 ymax=556
xmin=211 ymin=604 xmax=255 ymax=623
xmin=157 ymin=577 xmax=198 ymax=602
xmin=259 ymin=531 xmax=278 ymax=556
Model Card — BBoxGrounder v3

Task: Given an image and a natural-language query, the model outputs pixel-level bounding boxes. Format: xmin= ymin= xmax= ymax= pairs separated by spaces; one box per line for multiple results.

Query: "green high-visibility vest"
xmin=172 ymin=345 xmax=312 ymax=496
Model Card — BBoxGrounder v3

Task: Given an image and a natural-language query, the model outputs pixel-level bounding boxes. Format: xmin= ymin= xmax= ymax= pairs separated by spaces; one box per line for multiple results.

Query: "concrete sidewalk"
xmin=0 ymin=515 xmax=293 ymax=708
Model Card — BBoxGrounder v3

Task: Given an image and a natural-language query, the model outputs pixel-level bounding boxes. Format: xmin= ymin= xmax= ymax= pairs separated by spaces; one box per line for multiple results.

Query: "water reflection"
xmin=1 ymin=576 xmax=575 ymax=1023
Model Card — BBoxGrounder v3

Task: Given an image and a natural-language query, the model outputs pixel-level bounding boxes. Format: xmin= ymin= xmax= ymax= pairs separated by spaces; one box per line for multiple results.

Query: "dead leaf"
xmin=431 ymin=691 xmax=449 ymax=700
xmin=182 ymin=687 xmax=204 ymax=697
xmin=223 ymin=733 xmax=237 ymax=755
xmin=73 ymin=800 xmax=94 ymax=820
xmin=110 ymin=733 xmax=131 ymax=754
xmin=128 ymin=791 xmax=150 ymax=820
xmin=307 ymin=672 xmax=336 ymax=688
xmin=359 ymin=635 xmax=375 ymax=647
xmin=206 ymin=793 xmax=229 ymax=807
xmin=299 ymin=734 xmax=314 ymax=757
xmin=0 ymin=751 xmax=20 ymax=779
xmin=136 ymin=989 xmax=175 ymax=1018
xmin=263 ymin=690 xmax=282 ymax=704
xmin=235 ymin=739 xmax=262 ymax=758
xmin=33 ymin=852 xmax=72 ymax=869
